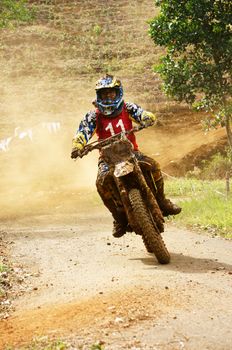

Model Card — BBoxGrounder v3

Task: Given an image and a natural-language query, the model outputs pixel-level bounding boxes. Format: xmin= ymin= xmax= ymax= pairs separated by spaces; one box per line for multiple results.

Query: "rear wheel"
xmin=128 ymin=188 xmax=170 ymax=264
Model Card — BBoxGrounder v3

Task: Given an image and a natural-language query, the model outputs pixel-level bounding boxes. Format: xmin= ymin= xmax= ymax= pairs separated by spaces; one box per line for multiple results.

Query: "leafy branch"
xmin=0 ymin=0 xmax=33 ymax=28
xmin=150 ymin=0 xmax=232 ymax=150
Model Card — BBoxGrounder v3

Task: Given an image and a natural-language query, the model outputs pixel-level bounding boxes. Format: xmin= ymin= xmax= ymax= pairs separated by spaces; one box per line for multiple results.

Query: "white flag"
xmin=0 ymin=137 xmax=12 ymax=152
xmin=42 ymin=122 xmax=61 ymax=133
xmin=18 ymin=129 xmax=33 ymax=141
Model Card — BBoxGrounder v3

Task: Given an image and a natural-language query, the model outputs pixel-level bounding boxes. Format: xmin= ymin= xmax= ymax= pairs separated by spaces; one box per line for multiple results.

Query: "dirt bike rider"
xmin=71 ymin=74 xmax=181 ymax=237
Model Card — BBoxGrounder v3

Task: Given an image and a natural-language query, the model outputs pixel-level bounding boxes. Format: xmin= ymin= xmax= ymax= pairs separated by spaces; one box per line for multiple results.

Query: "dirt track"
xmin=1 ymin=209 xmax=232 ymax=350
xmin=1 ymin=0 xmax=231 ymax=348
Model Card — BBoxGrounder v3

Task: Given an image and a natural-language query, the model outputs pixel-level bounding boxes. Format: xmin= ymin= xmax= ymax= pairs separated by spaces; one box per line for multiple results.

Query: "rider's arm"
xmin=125 ymin=102 xmax=156 ymax=126
xmin=72 ymin=111 xmax=97 ymax=151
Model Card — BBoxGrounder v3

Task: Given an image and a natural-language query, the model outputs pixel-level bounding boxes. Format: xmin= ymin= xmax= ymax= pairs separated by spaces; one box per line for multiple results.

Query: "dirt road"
xmin=1 ymin=209 xmax=232 ymax=350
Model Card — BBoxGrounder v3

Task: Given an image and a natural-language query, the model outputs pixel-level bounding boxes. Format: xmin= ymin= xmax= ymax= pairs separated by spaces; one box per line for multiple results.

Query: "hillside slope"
xmin=0 ymin=0 xmax=225 ymax=217
xmin=0 ymin=0 xmax=214 ymax=131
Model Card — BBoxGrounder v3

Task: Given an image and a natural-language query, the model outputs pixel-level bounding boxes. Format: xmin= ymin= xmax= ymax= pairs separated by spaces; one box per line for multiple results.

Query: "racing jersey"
xmin=73 ymin=102 xmax=156 ymax=151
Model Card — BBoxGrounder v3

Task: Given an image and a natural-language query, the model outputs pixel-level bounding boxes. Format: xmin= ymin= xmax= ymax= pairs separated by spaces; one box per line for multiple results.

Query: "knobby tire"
xmin=128 ymin=188 xmax=170 ymax=264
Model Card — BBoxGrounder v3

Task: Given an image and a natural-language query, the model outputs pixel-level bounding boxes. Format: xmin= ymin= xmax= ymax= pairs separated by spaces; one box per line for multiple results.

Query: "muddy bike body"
xmin=80 ymin=126 xmax=170 ymax=264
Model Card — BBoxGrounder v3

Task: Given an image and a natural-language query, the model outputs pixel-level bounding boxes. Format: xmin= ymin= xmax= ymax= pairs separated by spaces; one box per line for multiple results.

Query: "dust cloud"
xmin=1 ymin=75 xmax=224 ymax=222
xmin=0 ymin=78 xmax=99 ymax=221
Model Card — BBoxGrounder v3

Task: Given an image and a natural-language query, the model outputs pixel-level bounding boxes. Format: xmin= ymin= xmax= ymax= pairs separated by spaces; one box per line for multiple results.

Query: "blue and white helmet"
xmin=95 ymin=74 xmax=124 ymax=116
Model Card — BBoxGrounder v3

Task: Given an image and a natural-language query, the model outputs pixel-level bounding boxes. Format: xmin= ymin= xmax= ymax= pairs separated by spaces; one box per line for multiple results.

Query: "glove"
xmin=71 ymin=147 xmax=83 ymax=159
xmin=141 ymin=111 xmax=156 ymax=127
xmin=71 ymin=138 xmax=84 ymax=159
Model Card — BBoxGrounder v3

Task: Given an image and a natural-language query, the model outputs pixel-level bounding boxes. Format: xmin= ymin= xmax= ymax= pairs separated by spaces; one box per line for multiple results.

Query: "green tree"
xmin=0 ymin=0 xmax=32 ymax=28
xmin=149 ymin=0 xmax=232 ymax=150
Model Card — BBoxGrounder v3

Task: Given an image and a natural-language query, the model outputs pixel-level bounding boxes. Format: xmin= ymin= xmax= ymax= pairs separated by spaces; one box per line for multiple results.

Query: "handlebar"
xmin=78 ymin=124 xmax=147 ymax=158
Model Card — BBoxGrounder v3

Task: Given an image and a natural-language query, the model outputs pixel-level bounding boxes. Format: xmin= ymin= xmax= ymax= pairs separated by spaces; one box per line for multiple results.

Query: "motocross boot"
xmin=96 ymin=169 xmax=131 ymax=238
xmin=155 ymin=178 xmax=181 ymax=217
xmin=112 ymin=220 xmax=127 ymax=238
xmin=96 ymin=188 xmax=128 ymax=238
xmin=112 ymin=219 xmax=133 ymax=237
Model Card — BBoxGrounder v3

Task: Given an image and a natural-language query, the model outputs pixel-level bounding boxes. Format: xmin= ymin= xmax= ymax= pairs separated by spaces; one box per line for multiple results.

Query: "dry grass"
xmin=0 ymin=0 xmax=191 ymax=136
xmin=0 ymin=0 xmax=204 ymax=213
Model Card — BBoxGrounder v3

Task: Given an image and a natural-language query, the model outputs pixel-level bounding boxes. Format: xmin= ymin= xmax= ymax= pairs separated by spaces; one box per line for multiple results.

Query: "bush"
xmin=0 ymin=0 xmax=33 ymax=28
xmin=200 ymin=152 xmax=231 ymax=180
xmin=186 ymin=150 xmax=232 ymax=180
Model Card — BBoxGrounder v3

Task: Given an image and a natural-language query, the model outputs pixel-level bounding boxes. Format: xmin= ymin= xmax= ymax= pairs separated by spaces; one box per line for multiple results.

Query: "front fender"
xmin=114 ymin=161 xmax=134 ymax=178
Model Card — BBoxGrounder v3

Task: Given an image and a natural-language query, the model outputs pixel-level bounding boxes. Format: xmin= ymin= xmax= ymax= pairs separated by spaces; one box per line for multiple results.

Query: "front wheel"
xmin=128 ymin=188 xmax=170 ymax=264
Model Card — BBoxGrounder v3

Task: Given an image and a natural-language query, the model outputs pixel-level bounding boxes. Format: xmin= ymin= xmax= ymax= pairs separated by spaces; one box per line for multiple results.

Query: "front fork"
xmin=114 ymin=162 xmax=164 ymax=233
xmin=114 ymin=175 xmax=140 ymax=233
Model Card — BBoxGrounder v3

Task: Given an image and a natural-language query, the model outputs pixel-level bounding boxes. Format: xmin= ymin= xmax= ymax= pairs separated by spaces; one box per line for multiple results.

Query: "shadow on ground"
xmin=130 ymin=253 xmax=232 ymax=273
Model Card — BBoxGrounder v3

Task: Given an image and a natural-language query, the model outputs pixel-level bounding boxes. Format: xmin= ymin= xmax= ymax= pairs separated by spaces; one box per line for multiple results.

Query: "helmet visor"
xmin=99 ymin=88 xmax=117 ymax=105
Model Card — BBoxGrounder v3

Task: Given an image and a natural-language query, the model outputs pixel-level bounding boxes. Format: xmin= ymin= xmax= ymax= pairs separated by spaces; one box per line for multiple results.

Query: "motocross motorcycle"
xmin=78 ymin=125 xmax=170 ymax=264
